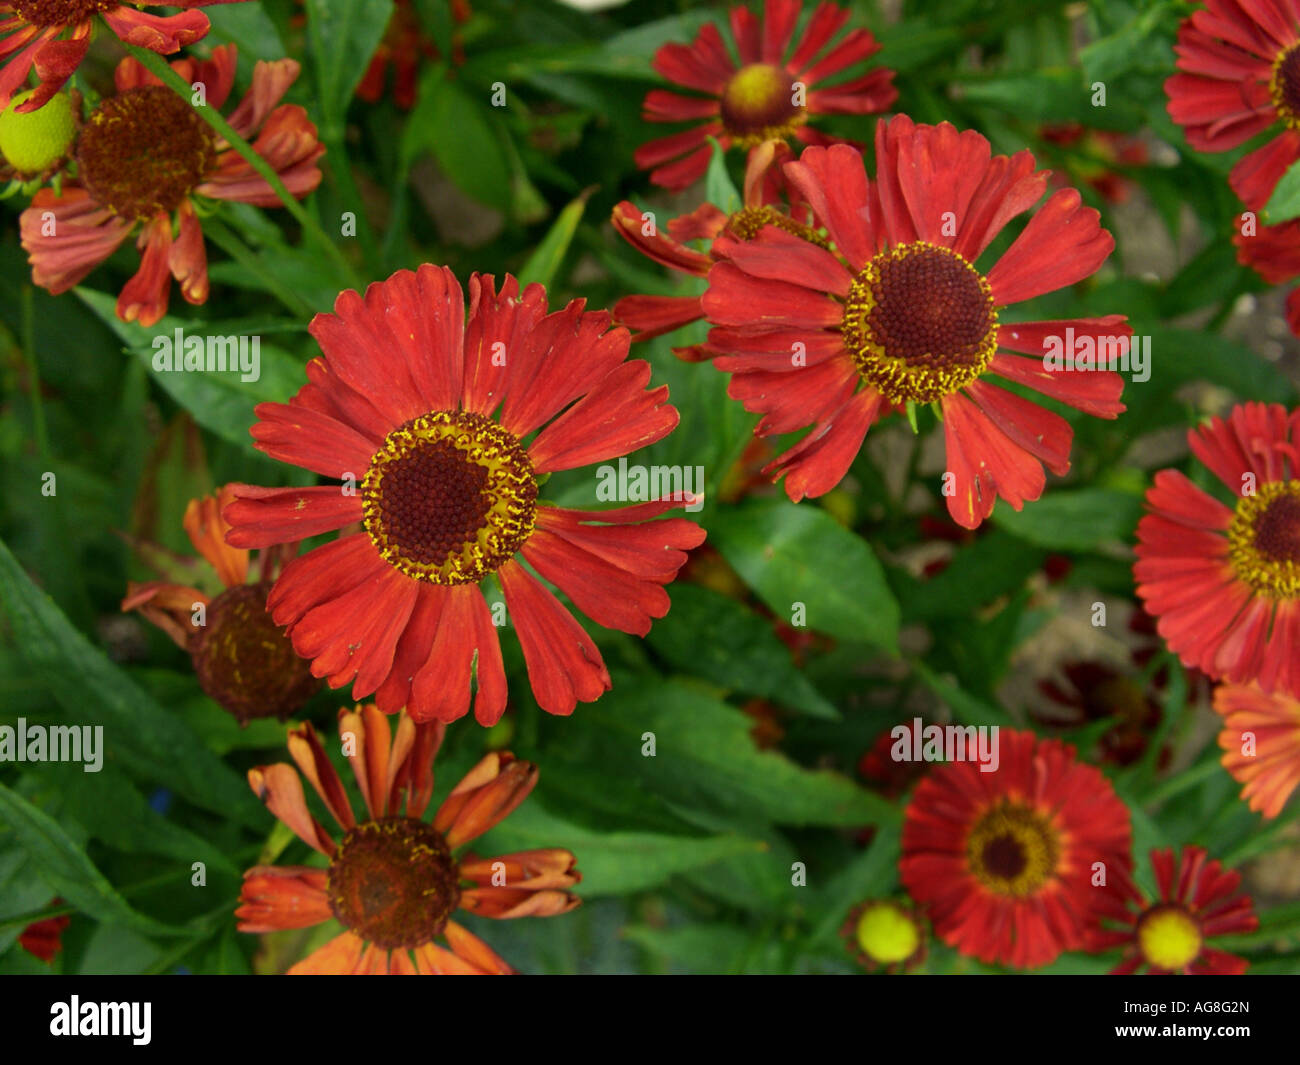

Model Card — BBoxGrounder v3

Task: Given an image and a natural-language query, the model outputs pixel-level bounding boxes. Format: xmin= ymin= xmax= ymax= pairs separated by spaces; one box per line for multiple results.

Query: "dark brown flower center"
xmin=362 ymin=410 xmax=538 ymax=585
xmin=10 ymin=0 xmax=114 ymax=28
xmin=76 ymin=86 xmax=216 ymax=220
xmin=1229 ymin=481 xmax=1300 ymax=599
xmin=190 ymin=582 xmax=320 ymax=724
xmin=1271 ymin=43 xmax=1300 ymax=130
xmin=966 ymin=801 xmax=1060 ymax=898
xmin=727 ymin=204 xmax=831 ymax=248
xmin=719 ymin=63 xmax=804 ymax=146
xmin=842 ymin=241 xmax=999 ymax=404
xmin=327 ymin=818 xmax=461 ymax=950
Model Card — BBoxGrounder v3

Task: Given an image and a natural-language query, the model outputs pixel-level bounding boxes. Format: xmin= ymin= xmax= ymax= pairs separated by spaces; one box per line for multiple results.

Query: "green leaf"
xmin=517 ymin=189 xmax=591 ymax=288
xmin=476 ymin=800 xmax=764 ymax=896
xmin=583 ymin=678 xmax=901 ymax=827
xmin=304 ymin=0 xmax=395 ymax=136
xmin=646 ymin=584 xmax=838 ymax=718
xmin=991 ymin=488 xmax=1144 ymax=550
xmin=705 ymin=137 xmax=741 ymax=213
xmin=75 ymin=289 xmax=304 ymax=453
xmin=0 ymin=782 xmax=184 ymax=938
xmin=204 ymin=4 xmax=287 ymax=66
xmin=1264 ymin=158 xmax=1300 ymax=224
xmin=404 ymin=71 xmax=512 ymax=211
xmin=0 ymin=536 xmax=263 ymax=828
xmin=809 ymin=823 xmax=900 ymax=945
xmin=912 ymin=660 xmax=1014 ymax=728
xmin=708 ymin=497 xmax=900 ymax=652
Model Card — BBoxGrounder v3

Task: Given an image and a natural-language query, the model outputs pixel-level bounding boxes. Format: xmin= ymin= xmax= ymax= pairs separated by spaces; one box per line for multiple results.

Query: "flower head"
xmin=0 ymin=86 xmax=75 ymax=178
xmin=635 ymin=0 xmax=896 ymax=190
xmin=0 ymin=0 xmax=247 ymax=113
xmin=222 ymin=264 xmax=705 ymax=725
xmin=1165 ymin=0 xmax=1300 ymax=212
xmin=700 ymin=116 xmax=1127 ymax=525
xmin=1215 ymin=682 xmax=1300 ymax=817
xmin=1092 ymin=846 xmax=1258 ymax=974
xmin=613 ymin=139 xmax=823 ymax=356
xmin=1135 ymin=402 xmax=1300 ymax=699
xmin=20 ymin=44 xmax=323 ymax=326
xmin=237 ymin=705 xmax=580 ymax=974
xmin=122 ymin=485 xmax=319 ymax=725
xmin=900 ymin=729 xmax=1132 ymax=969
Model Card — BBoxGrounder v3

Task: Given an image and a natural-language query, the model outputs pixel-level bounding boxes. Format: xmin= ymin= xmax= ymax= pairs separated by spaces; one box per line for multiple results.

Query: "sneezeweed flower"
xmin=222 ymin=264 xmax=705 ymax=725
xmin=701 ymin=116 xmax=1128 ymax=524
xmin=841 ymin=898 xmax=926 ymax=973
xmin=1134 ymin=402 xmax=1300 ymax=700
xmin=122 ymin=485 xmax=319 ymax=725
xmin=1092 ymin=847 xmax=1258 ymax=975
xmin=612 ymin=139 xmax=824 ymax=358
xmin=18 ymin=901 xmax=69 ymax=963
xmin=20 ymin=44 xmax=323 ymax=327
xmin=0 ymin=0 xmax=246 ymax=113
xmin=1032 ymin=660 xmax=1164 ymax=768
xmin=1215 ymin=682 xmax=1300 ymax=818
xmin=900 ymin=729 xmax=1132 ymax=969
xmin=355 ymin=0 xmax=470 ymax=109
xmin=635 ymin=0 xmax=896 ymax=190
xmin=0 ymin=87 xmax=75 ymax=184
xmin=237 ymin=705 xmax=580 ymax=975
xmin=1164 ymin=0 xmax=1300 ymax=213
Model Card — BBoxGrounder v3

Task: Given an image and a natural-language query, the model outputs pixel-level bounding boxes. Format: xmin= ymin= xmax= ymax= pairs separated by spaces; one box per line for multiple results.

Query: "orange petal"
xmin=443 ymin=921 xmax=513 ymax=974
xmin=460 ymin=848 xmax=580 ymax=889
xmin=337 ymin=706 xmax=375 ymax=818
xmin=459 ymin=887 xmax=582 ymax=919
xmin=235 ymin=866 xmax=331 ymax=932
xmin=287 ymin=721 xmax=355 ymax=831
xmin=248 ymin=764 xmax=335 ymax=856
xmin=389 ymin=949 xmax=417 ymax=975
xmin=288 ymin=931 xmax=365 ymax=975
xmin=413 ymin=940 xmax=488 ymax=975
xmin=183 ymin=486 xmax=248 ymax=588
xmin=401 ymin=720 xmax=445 ymax=819
xmin=436 ymin=755 xmax=538 ymax=848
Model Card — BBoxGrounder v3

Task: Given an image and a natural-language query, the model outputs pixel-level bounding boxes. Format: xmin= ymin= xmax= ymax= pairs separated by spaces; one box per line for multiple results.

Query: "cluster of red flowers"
xmin=6 ymin=0 xmax=1291 ymax=975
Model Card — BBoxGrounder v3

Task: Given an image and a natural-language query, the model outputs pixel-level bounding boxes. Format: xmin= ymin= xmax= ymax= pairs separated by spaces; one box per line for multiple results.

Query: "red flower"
xmin=20 ymin=45 xmax=323 ymax=326
xmin=1134 ymin=402 xmax=1300 ymax=699
xmin=355 ymin=0 xmax=471 ymax=109
xmin=18 ymin=901 xmax=69 ymax=963
xmin=900 ymin=729 xmax=1132 ymax=969
xmin=612 ymin=139 xmax=820 ymax=356
xmin=635 ymin=0 xmax=896 ymax=190
xmin=1215 ymin=682 xmax=1300 ymax=817
xmin=237 ymin=706 xmax=581 ymax=974
xmin=1092 ymin=847 xmax=1258 ymax=974
xmin=699 ymin=116 xmax=1128 ymax=526
xmin=222 ymin=265 xmax=704 ymax=725
xmin=0 ymin=0 xmax=249 ymax=113
xmin=1164 ymin=0 xmax=1300 ymax=213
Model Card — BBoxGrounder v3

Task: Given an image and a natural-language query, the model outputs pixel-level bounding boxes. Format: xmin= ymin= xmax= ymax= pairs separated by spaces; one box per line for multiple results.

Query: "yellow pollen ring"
xmin=841 ymin=240 xmax=999 ymax=406
xmin=1270 ymin=43 xmax=1300 ymax=132
xmin=361 ymin=410 xmax=537 ymax=586
xmin=1227 ymin=480 xmax=1300 ymax=599
xmin=727 ymin=204 xmax=831 ymax=248
xmin=965 ymin=800 xmax=1061 ymax=898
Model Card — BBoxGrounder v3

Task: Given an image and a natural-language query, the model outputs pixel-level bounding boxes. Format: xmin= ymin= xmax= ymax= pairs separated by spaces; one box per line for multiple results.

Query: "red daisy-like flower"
xmin=222 ymin=265 xmax=704 ymax=725
xmin=0 ymin=0 xmax=249 ymax=113
xmin=1215 ymin=682 xmax=1300 ymax=817
xmin=1092 ymin=846 xmax=1258 ymax=974
xmin=1165 ymin=0 xmax=1300 ymax=213
xmin=635 ymin=0 xmax=896 ymax=190
xmin=19 ymin=45 xmax=323 ymax=327
xmin=121 ymin=485 xmax=319 ymax=725
xmin=900 ymin=729 xmax=1133 ymax=969
xmin=612 ymin=139 xmax=821 ymax=356
xmin=699 ymin=116 xmax=1128 ymax=526
xmin=1134 ymin=402 xmax=1300 ymax=699
xmin=237 ymin=705 xmax=580 ymax=974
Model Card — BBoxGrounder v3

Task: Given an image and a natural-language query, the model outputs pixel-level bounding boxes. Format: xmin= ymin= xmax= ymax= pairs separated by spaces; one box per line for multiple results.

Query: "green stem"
xmin=20 ymin=286 xmax=48 ymax=460
xmin=1143 ymin=754 xmax=1222 ymax=807
xmin=202 ymin=216 xmax=316 ymax=319
xmin=122 ymin=44 xmax=360 ymax=290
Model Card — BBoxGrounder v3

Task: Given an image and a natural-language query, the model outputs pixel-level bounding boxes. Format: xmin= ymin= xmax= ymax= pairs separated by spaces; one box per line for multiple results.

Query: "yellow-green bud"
xmin=0 ymin=91 xmax=77 ymax=175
